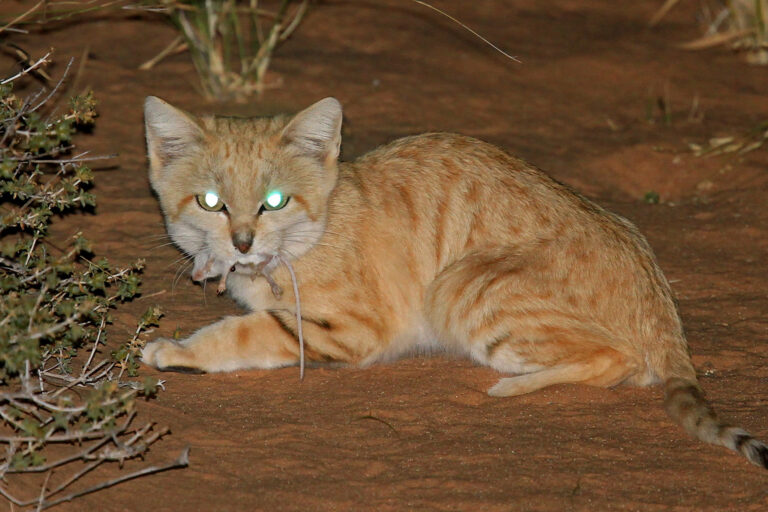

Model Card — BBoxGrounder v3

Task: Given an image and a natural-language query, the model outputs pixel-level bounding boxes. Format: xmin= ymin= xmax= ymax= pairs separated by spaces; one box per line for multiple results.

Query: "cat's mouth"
xmin=189 ymin=251 xmax=284 ymax=298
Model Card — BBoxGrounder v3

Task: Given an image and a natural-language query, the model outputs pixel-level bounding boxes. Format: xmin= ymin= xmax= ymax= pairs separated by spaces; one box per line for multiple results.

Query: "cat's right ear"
xmin=144 ymin=96 xmax=204 ymax=181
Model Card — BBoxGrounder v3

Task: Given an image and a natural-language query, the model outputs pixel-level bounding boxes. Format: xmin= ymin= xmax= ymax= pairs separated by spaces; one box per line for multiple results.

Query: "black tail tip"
xmin=735 ymin=434 xmax=768 ymax=469
xmin=747 ymin=442 xmax=768 ymax=469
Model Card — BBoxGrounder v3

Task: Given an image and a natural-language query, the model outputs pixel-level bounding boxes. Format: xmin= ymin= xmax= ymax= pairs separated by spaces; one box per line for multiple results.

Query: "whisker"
xmin=171 ymin=259 xmax=194 ymax=294
xmin=139 ymin=234 xmax=194 ymax=243
xmin=165 ymin=253 xmax=193 ymax=270
xmin=145 ymin=241 xmax=184 ymax=252
xmin=139 ymin=233 xmax=174 ymax=240
xmin=147 ymin=233 xmax=199 ymax=243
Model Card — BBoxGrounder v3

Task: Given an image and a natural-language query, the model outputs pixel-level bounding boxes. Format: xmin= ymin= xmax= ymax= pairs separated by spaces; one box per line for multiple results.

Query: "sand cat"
xmin=141 ymin=96 xmax=767 ymax=468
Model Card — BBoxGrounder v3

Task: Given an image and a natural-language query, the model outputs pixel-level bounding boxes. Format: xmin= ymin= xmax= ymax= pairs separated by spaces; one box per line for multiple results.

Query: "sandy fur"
xmin=142 ymin=96 xmax=767 ymax=468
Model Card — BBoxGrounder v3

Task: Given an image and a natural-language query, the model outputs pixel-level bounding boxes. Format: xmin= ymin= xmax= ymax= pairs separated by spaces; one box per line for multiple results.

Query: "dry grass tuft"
xmin=153 ymin=0 xmax=309 ymax=101
xmin=652 ymin=0 xmax=768 ymax=64
xmin=688 ymin=121 xmax=768 ymax=156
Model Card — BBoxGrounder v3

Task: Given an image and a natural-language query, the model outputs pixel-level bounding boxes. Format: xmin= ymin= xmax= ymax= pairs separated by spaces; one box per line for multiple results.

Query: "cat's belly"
xmin=359 ymin=318 xmax=443 ymax=366
xmin=363 ymin=318 xmax=546 ymax=376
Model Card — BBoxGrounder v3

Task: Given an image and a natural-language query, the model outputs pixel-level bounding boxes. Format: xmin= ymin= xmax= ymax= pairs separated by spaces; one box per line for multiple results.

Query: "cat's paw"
xmin=141 ymin=338 xmax=205 ymax=374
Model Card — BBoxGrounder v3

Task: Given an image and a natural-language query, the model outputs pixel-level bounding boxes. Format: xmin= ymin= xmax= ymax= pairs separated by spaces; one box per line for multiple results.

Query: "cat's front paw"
xmin=141 ymin=338 xmax=205 ymax=374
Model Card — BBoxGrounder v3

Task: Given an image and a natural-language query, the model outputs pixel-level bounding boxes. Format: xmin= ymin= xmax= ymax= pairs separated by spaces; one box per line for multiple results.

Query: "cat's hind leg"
xmin=424 ymin=247 xmax=639 ymax=396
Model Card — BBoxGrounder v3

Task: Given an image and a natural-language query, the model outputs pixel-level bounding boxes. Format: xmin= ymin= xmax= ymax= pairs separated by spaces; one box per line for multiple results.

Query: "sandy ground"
xmin=2 ymin=0 xmax=768 ymax=510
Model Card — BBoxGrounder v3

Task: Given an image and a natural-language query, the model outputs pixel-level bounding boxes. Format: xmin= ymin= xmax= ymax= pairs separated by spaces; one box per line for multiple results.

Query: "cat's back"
xmin=350 ymin=132 xmax=533 ymax=185
xmin=340 ymin=132 xmax=607 ymax=243
xmin=347 ymin=132 xmax=595 ymax=210
xmin=334 ymin=132 xmax=661 ymax=289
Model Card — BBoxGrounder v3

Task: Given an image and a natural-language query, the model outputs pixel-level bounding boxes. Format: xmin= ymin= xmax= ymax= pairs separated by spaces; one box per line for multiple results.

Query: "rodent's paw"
xmin=141 ymin=338 xmax=205 ymax=374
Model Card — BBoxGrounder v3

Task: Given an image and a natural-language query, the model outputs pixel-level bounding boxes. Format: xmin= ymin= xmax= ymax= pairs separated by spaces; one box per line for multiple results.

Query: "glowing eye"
xmin=196 ymin=191 xmax=225 ymax=212
xmin=263 ymin=190 xmax=288 ymax=211
xmin=203 ymin=192 xmax=219 ymax=207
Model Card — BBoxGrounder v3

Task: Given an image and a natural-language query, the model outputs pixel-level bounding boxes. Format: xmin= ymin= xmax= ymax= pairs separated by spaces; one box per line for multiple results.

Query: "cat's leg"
xmin=486 ymin=345 xmax=633 ymax=397
xmin=425 ymin=248 xmax=639 ymax=396
xmin=142 ymin=312 xmax=306 ymax=372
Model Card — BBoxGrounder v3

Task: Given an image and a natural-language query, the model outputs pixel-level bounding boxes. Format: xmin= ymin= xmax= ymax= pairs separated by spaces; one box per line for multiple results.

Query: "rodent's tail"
xmin=664 ymin=377 xmax=768 ymax=468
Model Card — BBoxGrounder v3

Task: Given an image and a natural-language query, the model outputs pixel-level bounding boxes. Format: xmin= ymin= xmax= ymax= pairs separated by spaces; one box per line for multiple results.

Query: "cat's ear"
xmin=144 ymin=96 xmax=204 ymax=180
xmin=280 ymin=97 xmax=342 ymax=163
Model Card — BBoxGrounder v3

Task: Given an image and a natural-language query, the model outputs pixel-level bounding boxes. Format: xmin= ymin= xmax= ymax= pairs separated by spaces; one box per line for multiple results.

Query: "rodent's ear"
xmin=144 ymin=96 xmax=204 ymax=182
xmin=280 ymin=97 xmax=342 ymax=165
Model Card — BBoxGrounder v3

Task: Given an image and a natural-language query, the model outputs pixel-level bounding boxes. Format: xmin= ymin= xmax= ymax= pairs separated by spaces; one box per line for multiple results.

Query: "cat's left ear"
xmin=281 ymin=97 xmax=342 ymax=164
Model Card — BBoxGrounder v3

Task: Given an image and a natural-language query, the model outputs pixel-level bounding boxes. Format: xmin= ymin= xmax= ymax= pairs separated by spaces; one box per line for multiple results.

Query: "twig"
xmin=354 ymin=413 xmax=400 ymax=437
xmin=136 ymin=289 xmax=167 ymax=301
xmin=6 ymin=436 xmax=111 ymax=476
xmin=278 ymin=0 xmax=309 ymax=42
xmin=1 ymin=51 xmax=53 ymax=85
xmin=410 ymin=0 xmax=520 ymax=63
xmin=65 ymin=44 xmax=91 ymax=103
xmin=30 ymin=58 xmax=75 ymax=114
xmin=18 ymin=313 xmax=81 ymax=343
xmin=138 ymin=36 xmax=188 ymax=71
xmin=649 ymin=0 xmax=682 ymax=27
xmin=42 ymin=460 xmax=103 ymax=502
xmin=26 ymin=153 xmax=118 ymax=164
xmin=0 ymin=0 xmax=46 ymax=34
xmin=38 ymin=447 xmax=190 ymax=510
xmin=679 ymin=28 xmax=753 ymax=50
xmin=0 ymin=427 xmax=112 ymax=444
xmin=0 ymin=484 xmax=24 ymax=507
xmin=36 ymin=470 xmax=52 ymax=512
xmin=82 ymin=317 xmax=107 ymax=379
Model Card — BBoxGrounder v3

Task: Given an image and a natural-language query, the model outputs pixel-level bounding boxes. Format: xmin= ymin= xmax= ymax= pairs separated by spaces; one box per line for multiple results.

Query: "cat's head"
xmin=144 ymin=97 xmax=342 ymax=279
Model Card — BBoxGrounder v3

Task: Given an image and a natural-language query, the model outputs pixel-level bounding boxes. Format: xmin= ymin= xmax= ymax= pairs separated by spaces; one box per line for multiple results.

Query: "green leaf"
xmin=643 ymin=191 xmax=660 ymax=204
xmin=139 ymin=305 xmax=164 ymax=328
xmin=52 ymin=412 xmax=70 ymax=430
xmin=21 ymin=418 xmax=44 ymax=439
xmin=142 ymin=376 xmax=160 ymax=397
xmin=73 ymin=233 xmax=93 ymax=254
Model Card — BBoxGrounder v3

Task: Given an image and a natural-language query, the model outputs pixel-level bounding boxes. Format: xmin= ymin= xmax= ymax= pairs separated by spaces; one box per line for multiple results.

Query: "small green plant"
xmin=0 ymin=49 xmax=186 ymax=509
xmin=643 ymin=190 xmax=661 ymax=204
xmin=645 ymin=84 xmax=674 ymax=126
xmin=147 ymin=0 xmax=309 ymax=101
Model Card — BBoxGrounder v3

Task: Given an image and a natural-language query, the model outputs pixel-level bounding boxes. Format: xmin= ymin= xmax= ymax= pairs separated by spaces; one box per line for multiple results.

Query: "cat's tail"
xmin=664 ymin=376 xmax=768 ymax=468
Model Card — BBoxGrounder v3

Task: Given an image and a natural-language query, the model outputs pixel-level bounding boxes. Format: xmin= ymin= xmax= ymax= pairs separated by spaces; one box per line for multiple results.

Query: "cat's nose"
xmin=232 ymin=230 xmax=254 ymax=254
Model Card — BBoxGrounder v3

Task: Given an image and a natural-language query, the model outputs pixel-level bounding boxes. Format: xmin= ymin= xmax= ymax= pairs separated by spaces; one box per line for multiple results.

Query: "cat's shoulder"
xmin=354 ymin=132 xmax=524 ymax=171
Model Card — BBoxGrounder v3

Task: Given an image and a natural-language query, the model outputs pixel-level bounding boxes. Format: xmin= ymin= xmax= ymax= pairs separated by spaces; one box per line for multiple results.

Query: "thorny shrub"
xmin=0 ymin=54 xmax=186 ymax=510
